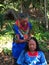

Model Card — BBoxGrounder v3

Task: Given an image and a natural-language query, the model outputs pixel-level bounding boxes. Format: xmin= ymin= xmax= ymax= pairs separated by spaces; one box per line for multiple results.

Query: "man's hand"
xmin=24 ymin=34 xmax=28 ymax=40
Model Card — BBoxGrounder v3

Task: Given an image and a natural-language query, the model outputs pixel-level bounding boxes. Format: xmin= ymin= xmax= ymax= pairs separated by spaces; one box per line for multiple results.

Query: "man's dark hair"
xmin=18 ymin=13 xmax=28 ymax=19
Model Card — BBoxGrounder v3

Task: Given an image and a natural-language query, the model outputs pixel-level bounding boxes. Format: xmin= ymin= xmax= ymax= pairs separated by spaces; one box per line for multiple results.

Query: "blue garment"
xmin=17 ymin=51 xmax=47 ymax=65
xmin=12 ymin=22 xmax=32 ymax=59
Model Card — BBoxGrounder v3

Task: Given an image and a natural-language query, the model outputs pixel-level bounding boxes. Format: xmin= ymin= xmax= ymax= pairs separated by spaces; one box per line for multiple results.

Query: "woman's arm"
xmin=40 ymin=51 xmax=47 ymax=65
xmin=17 ymin=50 xmax=25 ymax=65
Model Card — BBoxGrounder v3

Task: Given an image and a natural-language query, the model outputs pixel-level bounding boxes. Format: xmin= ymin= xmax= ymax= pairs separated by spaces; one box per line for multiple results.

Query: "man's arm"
xmin=15 ymin=34 xmax=27 ymax=43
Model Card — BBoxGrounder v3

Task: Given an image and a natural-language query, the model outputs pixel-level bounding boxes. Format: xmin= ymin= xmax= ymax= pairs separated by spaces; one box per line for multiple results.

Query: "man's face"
xmin=20 ymin=18 xmax=28 ymax=26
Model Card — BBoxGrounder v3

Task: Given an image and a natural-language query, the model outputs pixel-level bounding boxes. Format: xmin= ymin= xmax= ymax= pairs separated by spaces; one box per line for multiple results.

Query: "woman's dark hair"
xmin=25 ymin=37 xmax=41 ymax=52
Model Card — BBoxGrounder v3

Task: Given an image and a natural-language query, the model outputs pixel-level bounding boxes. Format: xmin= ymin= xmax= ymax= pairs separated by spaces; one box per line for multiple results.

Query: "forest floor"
xmin=45 ymin=52 xmax=49 ymax=65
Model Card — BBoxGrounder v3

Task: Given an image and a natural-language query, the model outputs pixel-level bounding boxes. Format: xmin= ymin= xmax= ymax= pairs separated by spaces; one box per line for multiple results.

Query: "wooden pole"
xmin=44 ymin=0 xmax=48 ymax=30
xmin=21 ymin=0 xmax=23 ymax=13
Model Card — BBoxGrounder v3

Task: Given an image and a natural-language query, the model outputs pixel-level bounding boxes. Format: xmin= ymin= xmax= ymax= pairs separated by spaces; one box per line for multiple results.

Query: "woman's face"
xmin=28 ymin=39 xmax=36 ymax=52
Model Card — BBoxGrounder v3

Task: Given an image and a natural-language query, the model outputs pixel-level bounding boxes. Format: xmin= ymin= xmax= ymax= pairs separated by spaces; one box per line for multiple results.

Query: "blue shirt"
xmin=12 ymin=22 xmax=32 ymax=59
xmin=17 ymin=51 xmax=47 ymax=65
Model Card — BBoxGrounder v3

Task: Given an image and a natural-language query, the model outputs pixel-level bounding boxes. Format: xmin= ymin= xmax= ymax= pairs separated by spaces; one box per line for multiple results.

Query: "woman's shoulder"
xmin=38 ymin=51 xmax=44 ymax=53
xmin=38 ymin=51 xmax=45 ymax=56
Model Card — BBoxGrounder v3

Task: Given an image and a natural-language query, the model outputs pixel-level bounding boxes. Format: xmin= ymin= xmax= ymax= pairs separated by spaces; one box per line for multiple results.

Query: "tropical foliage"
xmin=0 ymin=0 xmax=49 ymax=55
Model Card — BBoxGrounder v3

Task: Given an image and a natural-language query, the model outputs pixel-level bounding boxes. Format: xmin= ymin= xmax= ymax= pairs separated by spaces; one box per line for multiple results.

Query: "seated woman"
xmin=17 ymin=37 xmax=47 ymax=65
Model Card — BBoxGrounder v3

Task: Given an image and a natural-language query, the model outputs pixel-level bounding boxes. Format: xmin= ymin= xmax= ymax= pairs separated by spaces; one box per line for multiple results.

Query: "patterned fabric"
xmin=28 ymin=51 xmax=38 ymax=56
xmin=17 ymin=51 xmax=47 ymax=65
xmin=15 ymin=20 xmax=29 ymax=31
xmin=12 ymin=21 xmax=32 ymax=59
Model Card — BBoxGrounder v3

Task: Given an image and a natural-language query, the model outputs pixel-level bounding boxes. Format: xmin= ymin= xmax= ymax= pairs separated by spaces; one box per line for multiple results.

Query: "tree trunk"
xmin=44 ymin=0 xmax=48 ymax=30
